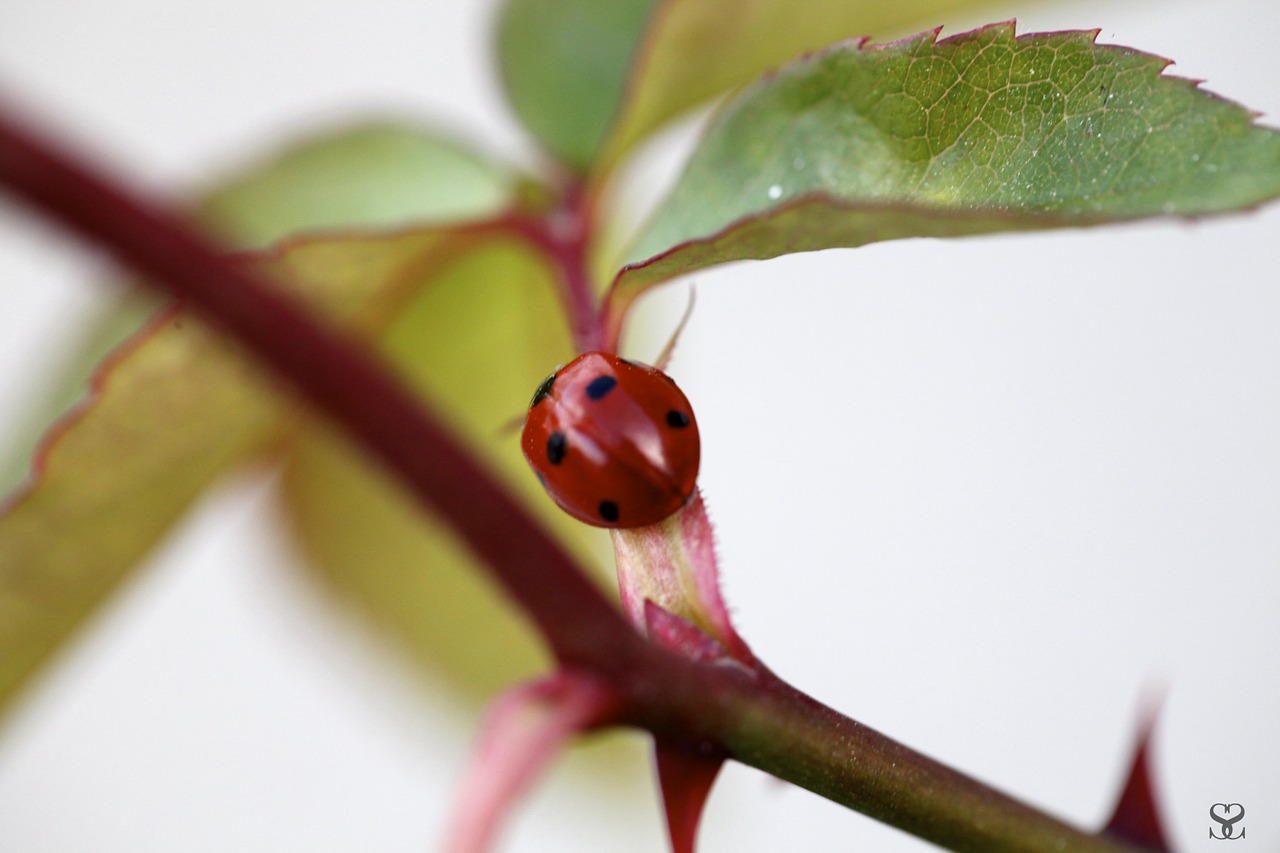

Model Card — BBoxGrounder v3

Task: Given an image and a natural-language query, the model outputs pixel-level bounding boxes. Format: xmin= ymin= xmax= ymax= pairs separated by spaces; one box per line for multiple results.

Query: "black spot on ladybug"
xmin=666 ymin=410 xmax=690 ymax=428
xmin=546 ymin=431 xmax=567 ymax=465
xmin=530 ymin=373 xmax=556 ymax=408
xmin=599 ymin=500 xmax=619 ymax=522
xmin=585 ymin=375 xmax=618 ymax=400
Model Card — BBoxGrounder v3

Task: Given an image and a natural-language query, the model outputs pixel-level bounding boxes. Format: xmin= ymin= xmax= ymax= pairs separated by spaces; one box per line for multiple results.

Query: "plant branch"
xmin=0 ymin=103 xmax=1150 ymax=853
xmin=623 ymin=665 xmax=1150 ymax=853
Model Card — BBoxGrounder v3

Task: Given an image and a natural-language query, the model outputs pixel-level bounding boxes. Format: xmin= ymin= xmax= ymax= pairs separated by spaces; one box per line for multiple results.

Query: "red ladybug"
xmin=521 ymin=352 xmax=700 ymax=528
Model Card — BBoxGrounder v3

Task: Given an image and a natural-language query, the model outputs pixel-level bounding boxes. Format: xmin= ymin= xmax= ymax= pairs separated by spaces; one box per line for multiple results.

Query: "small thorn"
xmin=1102 ymin=699 xmax=1172 ymax=851
xmin=656 ymin=739 xmax=725 ymax=853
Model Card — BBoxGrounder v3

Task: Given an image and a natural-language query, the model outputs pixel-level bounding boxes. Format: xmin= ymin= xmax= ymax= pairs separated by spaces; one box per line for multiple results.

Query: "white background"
xmin=0 ymin=1 xmax=1278 ymax=851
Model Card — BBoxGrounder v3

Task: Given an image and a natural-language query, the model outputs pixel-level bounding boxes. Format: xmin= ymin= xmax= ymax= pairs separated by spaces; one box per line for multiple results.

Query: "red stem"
xmin=515 ymin=182 xmax=605 ymax=353
xmin=0 ymin=104 xmax=641 ymax=673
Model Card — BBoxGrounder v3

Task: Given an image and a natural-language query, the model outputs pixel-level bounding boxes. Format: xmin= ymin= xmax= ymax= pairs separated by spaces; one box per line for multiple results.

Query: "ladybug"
xmin=521 ymin=352 xmax=700 ymax=528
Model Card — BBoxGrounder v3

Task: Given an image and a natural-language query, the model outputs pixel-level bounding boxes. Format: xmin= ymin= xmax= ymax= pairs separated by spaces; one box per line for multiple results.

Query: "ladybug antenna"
xmin=653 ymin=285 xmax=696 ymax=372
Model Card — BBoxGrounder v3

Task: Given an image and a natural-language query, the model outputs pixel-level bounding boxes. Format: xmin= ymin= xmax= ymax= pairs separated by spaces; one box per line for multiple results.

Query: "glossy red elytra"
xmin=521 ymin=352 xmax=700 ymax=528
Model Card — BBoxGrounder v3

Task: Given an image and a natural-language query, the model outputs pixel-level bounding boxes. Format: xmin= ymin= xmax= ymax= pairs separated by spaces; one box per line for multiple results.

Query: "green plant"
xmin=0 ymin=1 xmax=1274 ymax=850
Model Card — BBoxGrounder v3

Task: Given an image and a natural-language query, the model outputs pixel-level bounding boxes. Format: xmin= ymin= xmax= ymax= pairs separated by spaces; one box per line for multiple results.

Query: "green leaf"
xmin=616 ymin=25 xmax=1280 ymax=296
xmin=281 ymin=239 xmax=610 ymax=700
xmin=0 ymin=229 xmax=479 ymax=713
xmin=601 ymin=0 xmax=1007 ymax=165
xmin=496 ymin=0 xmax=659 ymax=172
xmin=199 ymin=122 xmax=513 ymax=248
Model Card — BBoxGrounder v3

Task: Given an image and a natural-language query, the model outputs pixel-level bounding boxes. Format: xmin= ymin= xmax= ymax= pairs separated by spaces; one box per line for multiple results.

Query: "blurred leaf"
xmin=200 ymin=122 xmax=513 ymax=248
xmin=0 ymin=122 xmax=516 ymax=496
xmin=616 ymin=25 xmax=1280 ymax=297
xmin=281 ymin=239 xmax=610 ymax=700
xmin=496 ymin=0 xmax=658 ymax=172
xmin=444 ymin=671 xmax=617 ymax=851
xmin=601 ymin=0 xmax=1006 ymax=164
xmin=0 ymin=228 xmax=480 ymax=713
xmin=0 ymin=307 xmax=277 ymax=712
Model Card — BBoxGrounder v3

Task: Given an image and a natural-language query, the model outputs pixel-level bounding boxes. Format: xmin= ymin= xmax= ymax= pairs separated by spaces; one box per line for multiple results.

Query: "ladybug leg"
xmin=495 ymin=411 xmax=529 ymax=438
xmin=652 ymin=285 xmax=696 ymax=372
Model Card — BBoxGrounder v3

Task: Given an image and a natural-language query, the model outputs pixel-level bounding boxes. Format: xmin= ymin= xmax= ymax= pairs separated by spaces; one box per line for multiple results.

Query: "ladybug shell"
xmin=521 ymin=352 xmax=700 ymax=528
